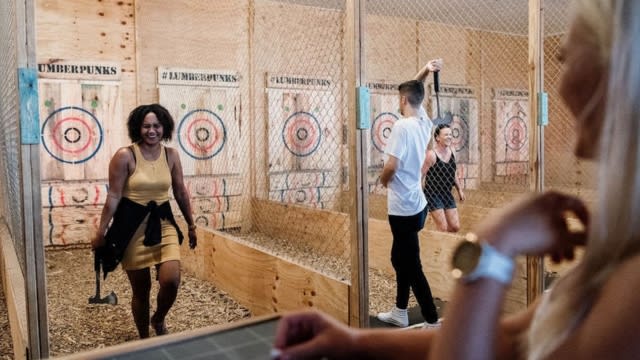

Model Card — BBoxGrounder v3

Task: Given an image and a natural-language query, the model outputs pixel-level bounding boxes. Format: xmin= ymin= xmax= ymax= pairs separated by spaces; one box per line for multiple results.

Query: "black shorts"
xmin=425 ymin=191 xmax=457 ymax=211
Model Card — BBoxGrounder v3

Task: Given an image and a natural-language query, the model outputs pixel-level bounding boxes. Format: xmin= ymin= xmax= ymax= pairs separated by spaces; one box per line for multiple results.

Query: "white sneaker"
xmin=377 ymin=307 xmax=409 ymax=328
xmin=422 ymin=318 xmax=444 ymax=330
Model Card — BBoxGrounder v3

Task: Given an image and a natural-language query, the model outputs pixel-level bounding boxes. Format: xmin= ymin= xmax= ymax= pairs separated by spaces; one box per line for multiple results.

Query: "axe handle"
xmin=434 ymin=71 xmax=442 ymax=119
xmin=94 ymin=270 xmax=101 ymax=298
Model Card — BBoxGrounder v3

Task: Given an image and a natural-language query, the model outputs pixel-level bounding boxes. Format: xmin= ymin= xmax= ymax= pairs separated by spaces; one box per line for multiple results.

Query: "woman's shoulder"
xmin=113 ymin=146 xmax=135 ymax=160
xmin=163 ymin=145 xmax=178 ymax=158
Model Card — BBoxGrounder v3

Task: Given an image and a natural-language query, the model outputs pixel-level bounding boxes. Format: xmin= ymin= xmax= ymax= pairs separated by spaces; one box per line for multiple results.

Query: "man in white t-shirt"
xmin=377 ymin=58 xmax=442 ymax=328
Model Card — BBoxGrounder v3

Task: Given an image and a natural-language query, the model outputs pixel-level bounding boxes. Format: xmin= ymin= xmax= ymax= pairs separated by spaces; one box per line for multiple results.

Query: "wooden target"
xmin=41 ymin=106 xmax=103 ymax=164
xmin=177 ymin=109 xmax=227 ymax=160
xmin=282 ymin=111 xmax=321 ymax=157
xmin=449 ymin=114 xmax=469 ymax=152
xmin=371 ymin=112 xmax=398 ymax=153
xmin=285 ymin=188 xmax=320 ymax=204
xmin=193 ymin=197 xmax=228 ymax=213
xmin=504 ymin=116 xmax=528 ymax=151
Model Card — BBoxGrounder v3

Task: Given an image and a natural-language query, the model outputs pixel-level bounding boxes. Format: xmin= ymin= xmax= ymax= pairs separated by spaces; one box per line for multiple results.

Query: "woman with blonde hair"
xmin=272 ymin=0 xmax=640 ymax=358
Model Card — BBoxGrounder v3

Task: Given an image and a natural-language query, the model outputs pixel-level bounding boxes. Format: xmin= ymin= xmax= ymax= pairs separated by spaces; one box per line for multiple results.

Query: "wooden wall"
xmin=366 ymin=18 xmax=530 ymax=217
xmin=0 ymin=222 xmax=28 ymax=360
xmin=180 ymin=228 xmax=350 ymax=323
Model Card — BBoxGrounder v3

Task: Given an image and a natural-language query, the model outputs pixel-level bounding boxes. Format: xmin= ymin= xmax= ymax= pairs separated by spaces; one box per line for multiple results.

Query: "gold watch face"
xmin=451 ymin=241 xmax=482 ymax=279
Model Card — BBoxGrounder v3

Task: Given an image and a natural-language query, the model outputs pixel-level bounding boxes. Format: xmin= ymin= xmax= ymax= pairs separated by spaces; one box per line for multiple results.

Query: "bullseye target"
xmin=449 ymin=114 xmax=469 ymax=152
xmin=178 ymin=109 xmax=227 ymax=160
xmin=504 ymin=116 xmax=528 ymax=151
xmin=371 ymin=112 xmax=398 ymax=152
xmin=284 ymin=188 xmax=319 ymax=204
xmin=282 ymin=111 xmax=321 ymax=157
xmin=41 ymin=106 xmax=103 ymax=164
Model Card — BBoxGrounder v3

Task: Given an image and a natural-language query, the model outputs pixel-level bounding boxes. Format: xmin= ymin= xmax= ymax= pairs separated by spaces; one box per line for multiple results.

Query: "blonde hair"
xmin=527 ymin=0 xmax=640 ymax=358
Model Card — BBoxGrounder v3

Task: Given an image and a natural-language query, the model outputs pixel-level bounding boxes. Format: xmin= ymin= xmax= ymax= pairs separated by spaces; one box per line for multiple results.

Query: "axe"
xmin=88 ymin=249 xmax=118 ymax=305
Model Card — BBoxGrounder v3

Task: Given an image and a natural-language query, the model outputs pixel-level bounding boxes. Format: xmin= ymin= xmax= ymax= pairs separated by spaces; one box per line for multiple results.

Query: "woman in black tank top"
xmin=422 ymin=124 xmax=465 ymax=232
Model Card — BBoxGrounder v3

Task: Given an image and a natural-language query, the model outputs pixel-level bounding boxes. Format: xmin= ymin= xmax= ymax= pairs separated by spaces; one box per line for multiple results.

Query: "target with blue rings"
xmin=504 ymin=116 xmax=528 ymax=151
xmin=41 ymin=106 xmax=103 ymax=164
xmin=371 ymin=112 xmax=398 ymax=153
xmin=178 ymin=109 xmax=227 ymax=160
xmin=450 ymin=114 xmax=469 ymax=152
xmin=282 ymin=111 xmax=321 ymax=157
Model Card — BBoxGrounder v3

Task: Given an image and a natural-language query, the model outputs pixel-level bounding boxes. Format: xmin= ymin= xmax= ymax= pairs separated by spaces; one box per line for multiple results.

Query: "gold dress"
xmin=120 ymin=143 xmax=180 ymax=270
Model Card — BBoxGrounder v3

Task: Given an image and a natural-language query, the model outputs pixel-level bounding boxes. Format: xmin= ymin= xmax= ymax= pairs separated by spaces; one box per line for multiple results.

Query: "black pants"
xmin=388 ymin=207 xmax=439 ymax=323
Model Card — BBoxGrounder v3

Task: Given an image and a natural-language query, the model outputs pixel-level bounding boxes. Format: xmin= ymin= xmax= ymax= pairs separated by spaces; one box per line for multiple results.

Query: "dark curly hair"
xmin=126 ymin=104 xmax=174 ymax=143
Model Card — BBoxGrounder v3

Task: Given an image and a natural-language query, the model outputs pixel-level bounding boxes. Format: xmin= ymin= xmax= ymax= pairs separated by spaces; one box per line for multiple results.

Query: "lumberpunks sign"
xmin=38 ymin=60 xmax=121 ymax=81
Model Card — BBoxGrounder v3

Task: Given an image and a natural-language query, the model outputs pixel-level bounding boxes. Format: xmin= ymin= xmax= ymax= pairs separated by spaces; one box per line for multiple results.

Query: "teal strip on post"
xmin=537 ymin=91 xmax=548 ymax=126
xmin=19 ymin=68 xmax=40 ymax=144
xmin=356 ymin=86 xmax=370 ymax=130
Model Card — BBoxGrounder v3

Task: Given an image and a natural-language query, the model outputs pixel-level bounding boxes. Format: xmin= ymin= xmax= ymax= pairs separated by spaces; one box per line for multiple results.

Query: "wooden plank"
xmin=37 ymin=60 xmax=121 ymax=81
xmin=368 ymin=218 xmax=527 ymax=315
xmin=368 ymin=92 xmax=399 ymax=168
xmin=39 ymin=81 xmax=119 ymax=181
xmin=159 ymin=85 xmax=243 ymax=176
xmin=252 ymin=199 xmax=350 ymax=257
xmin=185 ymin=175 xmax=244 ymax=197
xmin=528 ymin=0 xmax=544 ymax=304
xmin=38 ymin=81 xmax=64 ymax=180
xmin=80 ymin=82 xmax=121 ymax=180
xmin=42 ymin=182 xmax=109 ymax=208
xmin=266 ymin=88 xmax=340 ymax=174
xmin=36 ymin=0 xmax=137 ymax=114
xmin=0 ymin=221 xmax=29 ymax=360
xmin=42 ymin=206 xmax=102 ymax=246
xmin=180 ymin=228 xmax=349 ymax=323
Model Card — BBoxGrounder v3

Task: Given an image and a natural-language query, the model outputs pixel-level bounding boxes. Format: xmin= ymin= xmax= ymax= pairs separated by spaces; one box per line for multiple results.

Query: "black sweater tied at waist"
xmin=96 ymin=197 xmax=184 ymax=277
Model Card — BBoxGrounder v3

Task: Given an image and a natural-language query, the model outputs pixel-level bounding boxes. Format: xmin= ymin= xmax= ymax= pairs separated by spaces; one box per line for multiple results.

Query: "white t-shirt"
xmin=384 ymin=106 xmax=433 ymax=216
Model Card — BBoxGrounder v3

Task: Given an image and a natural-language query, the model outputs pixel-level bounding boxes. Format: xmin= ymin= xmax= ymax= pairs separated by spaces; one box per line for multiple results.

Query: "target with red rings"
xmin=449 ymin=115 xmax=469 ymax=152
xmin=371 ymin=112 xmax=398 ymax=152
xmin=41 ymin=106 xmax=103 ymax=164
xmin=282 ymin=111 xmax=321 ymax=157
xmin=178 ymin=109 xmax=227 ymax=160
xmin=504 ymin=116 xmax=528 ymax=151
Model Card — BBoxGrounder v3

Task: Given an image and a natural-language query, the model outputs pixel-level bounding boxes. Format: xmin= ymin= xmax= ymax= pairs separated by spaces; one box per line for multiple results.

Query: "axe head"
xmin=88 ymin=291 xmax=118 ymax=305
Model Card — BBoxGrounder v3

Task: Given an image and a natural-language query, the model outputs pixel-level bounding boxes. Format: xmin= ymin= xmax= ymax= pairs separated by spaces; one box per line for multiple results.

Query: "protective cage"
xmin=0 ymin=0 xmax=593 ymax=358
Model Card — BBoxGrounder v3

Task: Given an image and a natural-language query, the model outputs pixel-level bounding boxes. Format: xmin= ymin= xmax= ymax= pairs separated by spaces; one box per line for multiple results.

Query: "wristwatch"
xmin=451 ymin=232 xmax=515 ymax=284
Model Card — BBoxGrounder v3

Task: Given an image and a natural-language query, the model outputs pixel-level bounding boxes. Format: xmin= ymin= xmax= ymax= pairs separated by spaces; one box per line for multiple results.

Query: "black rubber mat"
xmin=104 ymin=318 xmax=278 ymax=360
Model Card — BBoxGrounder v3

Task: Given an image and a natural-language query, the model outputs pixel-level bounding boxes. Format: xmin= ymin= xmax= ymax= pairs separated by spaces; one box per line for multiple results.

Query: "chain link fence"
xmin=0 ymin=0 xmax=26 ymax=273
xmin=365 ymin=0 xmax=533 ymax=221
xmin=133 ymin=0 xmax=354 ymax=282
xmin=542 ymin=0 xmax=589 ymax=285
xmin=364 ymin=0 xmax=535 ymax=314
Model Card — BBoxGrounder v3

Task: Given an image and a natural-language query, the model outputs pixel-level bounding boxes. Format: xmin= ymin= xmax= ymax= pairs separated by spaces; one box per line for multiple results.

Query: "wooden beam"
xmin=527 ymin=0 xmax=544 ymax=305
xmin=345 ymin=0 xmax=369 ymax=329
xmin=17 ymin=0 xmax=49 ymax=356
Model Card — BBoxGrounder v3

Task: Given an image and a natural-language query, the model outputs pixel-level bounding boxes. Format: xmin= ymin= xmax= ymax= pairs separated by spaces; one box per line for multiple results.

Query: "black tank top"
xmin=424 ymin=152 xmax=457 ymax=194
